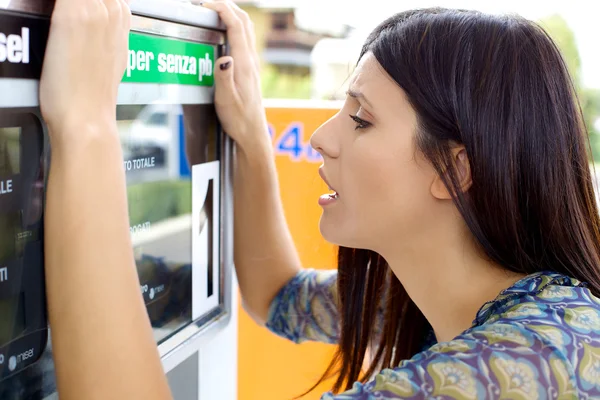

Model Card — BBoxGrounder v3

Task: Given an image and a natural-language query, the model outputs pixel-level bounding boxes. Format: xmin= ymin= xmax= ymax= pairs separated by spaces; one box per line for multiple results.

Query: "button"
xmin=0 ymin=330 xmax=46 ymax=380
xmin=7 ymin=356 xmax=15 ymax=372
xmin=138 ymin=255 xmax=171 ymax=305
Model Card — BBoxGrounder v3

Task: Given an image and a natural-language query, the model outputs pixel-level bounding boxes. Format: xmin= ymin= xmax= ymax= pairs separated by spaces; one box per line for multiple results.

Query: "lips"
xmin=319 ymin=167 xmax=338 ymax=194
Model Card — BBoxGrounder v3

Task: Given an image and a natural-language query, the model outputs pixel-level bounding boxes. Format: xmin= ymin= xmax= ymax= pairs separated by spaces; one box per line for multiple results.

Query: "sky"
xmin=294 ymin=0 xmax=600 ymax=88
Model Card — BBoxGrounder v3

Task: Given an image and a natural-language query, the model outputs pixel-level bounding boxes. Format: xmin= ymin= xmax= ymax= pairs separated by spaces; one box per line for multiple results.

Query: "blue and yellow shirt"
xmin=266 ymin=269 xmax=600 ymax=399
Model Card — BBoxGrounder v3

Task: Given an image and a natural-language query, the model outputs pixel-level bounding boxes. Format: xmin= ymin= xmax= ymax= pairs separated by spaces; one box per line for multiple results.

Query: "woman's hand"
xmin=201 ymin=0 xmax=271 ymax=154
xmin=39 ymin=1 xmax=172 ymax=399
xmin=40 ymin=0 xmax=131 ymax=141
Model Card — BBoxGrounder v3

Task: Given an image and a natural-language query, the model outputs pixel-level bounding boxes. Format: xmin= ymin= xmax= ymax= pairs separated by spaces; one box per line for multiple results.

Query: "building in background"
xmin=309 ymin=32 xmax=366 ymax=100
xmin=235 ymin=0 xmax=352 ymax=98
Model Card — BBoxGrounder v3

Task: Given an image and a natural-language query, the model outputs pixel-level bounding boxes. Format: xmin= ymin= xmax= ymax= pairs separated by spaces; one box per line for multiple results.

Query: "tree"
xmin=539 ymin=14 xmax=600 ymax=162
xmin=260 ymin=64 xmax=312 ymax=99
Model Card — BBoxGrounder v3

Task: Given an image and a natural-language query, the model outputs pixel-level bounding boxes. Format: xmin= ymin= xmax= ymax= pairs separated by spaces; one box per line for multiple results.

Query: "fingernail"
xmin=220 ymin=61 xmax=231 ymax=70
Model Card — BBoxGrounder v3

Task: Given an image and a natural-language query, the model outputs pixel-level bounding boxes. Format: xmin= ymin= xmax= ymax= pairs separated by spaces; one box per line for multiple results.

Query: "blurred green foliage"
xmin=539 ymin=14 xmax=600 ymax=162
xmin=127 ymin=180 xmax=191 ymax=226
xmin=260 ymin=64 xmax=312 ymax=99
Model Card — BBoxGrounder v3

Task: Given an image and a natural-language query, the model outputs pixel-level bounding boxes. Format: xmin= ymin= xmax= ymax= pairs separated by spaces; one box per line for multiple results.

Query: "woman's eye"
xmin=349 ymin=114 xmax=372 ymax=130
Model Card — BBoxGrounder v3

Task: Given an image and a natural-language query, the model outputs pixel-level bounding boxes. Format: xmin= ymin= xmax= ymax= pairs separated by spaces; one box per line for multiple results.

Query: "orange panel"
xmin=237 ymin=105 xmax=341 ymax=400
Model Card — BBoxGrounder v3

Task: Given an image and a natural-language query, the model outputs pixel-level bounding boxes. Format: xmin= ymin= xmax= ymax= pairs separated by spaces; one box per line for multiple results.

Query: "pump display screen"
xmin=118 ymin=103 xmax=221 ymax=344
xmin=0 ymin=211 xmax=36 ymax=265
xmin=0 ymin=7 xmax=228 ymax=398
xmin=0 ymin=109 xmax=46 ymax=392
xmin=0 ymin=212 xmax=21 ymax=263
xmin=0 ymin=295 xmax=25 ymax=346
xmin=0 ymin=128 xmax=21 ymax=176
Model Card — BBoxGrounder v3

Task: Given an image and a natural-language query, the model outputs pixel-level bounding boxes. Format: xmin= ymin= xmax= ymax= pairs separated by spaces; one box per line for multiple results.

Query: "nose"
xmin=309 ymin=114 xmax=340 ymax=160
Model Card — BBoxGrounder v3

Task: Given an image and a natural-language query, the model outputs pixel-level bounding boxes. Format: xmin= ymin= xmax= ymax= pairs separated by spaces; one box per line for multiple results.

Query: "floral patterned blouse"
xmin=266 ymin=269 xmax=600 ymax=399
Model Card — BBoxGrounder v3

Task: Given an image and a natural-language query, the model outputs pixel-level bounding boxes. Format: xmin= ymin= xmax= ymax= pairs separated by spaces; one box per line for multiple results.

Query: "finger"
xmin=53 ymin=0 xmax=88 ymax=13
xmin=226 ymin=2 xmax=261 ymax=70
xmin=214 ymin=56 xmax=240 ymax=105
xmin=201 ymin=2 xmax=249 ymax=58
xmin=227 ymin=2 xmax=257 ymax=54
xmin=102 ymin=0 xmax=123 ymax=22
xmin=53 ymin=0 xmax=97 ymax=21
xmin=118 ymin=0 xmax=132 ymax=30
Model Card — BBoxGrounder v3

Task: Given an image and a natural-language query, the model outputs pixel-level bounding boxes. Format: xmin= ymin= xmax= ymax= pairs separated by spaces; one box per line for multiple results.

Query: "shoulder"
xmin=485 ymin=277 xmax=600 ymax=396
xmin=322 ymin=321 xmax=578 ymax=399
xmin=323 ymin=272 xmax=600 ymax=399
xmin=480 ymin=273 xmax=600 ymax=355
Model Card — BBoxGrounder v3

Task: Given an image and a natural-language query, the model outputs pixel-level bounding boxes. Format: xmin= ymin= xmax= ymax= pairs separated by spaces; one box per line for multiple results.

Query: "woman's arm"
xmin=201 ymin=0 xmax=302 ymax=325
xmin=39 ymin=0 xmax=171 ymax=399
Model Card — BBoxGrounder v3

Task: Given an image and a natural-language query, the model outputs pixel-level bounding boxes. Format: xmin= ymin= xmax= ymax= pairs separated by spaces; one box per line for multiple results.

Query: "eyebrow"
xmin=346 ymin=89 xmax=374 ymax=109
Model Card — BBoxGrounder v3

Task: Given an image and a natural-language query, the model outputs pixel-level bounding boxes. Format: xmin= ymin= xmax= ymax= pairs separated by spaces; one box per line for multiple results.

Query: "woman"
xmin=40 ymin=0 xmax=600 ymax=398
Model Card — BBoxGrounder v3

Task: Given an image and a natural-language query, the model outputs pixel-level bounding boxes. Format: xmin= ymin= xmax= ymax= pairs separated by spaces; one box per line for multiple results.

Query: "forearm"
xmin=234 ymin=140 xmax=302 ymax=325
xmin=44 ymin=121 xmax=171 ymax=400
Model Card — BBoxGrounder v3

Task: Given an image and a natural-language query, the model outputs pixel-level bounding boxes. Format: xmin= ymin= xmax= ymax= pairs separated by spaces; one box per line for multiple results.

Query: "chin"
xmin=318 ymin=216 xmax=362 ymax=249
xmin=318 ymin=215 xmax=340 ymax=244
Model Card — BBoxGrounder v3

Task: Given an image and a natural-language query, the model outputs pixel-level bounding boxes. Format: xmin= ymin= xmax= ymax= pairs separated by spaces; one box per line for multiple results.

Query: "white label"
xmin=0 ymin=354 xmax=4 ymax=365
xmin=0 ymin=27 xmax=29 ymax=64
xmin=0 ymin=179 xmax=12 ymax=195
xmin=148 ymin=285 xmax=165 ymax=300
xmin=130 ymin=221 xmax=151 ymax=235
xmin=16 ymin=348 xmax=34 ymax=363
xmin=192 ymin=161 xmax=220 ymax=320
xmin=197 ymin=54 xmax=212 ymax=82
xmin=157 ymin=53 xmax=201 ymax=76
xmin=0 ymin=267 xmax=7 ymax=282
xmin=153 ymin=284 xmax=165 ymax=295
xmin=16 ymin=231 xmax=31 ymax=241
xmin=148 ymin=285 xmax=164 ymax=300
xmin=126 ymin=49 xmax=155 ymax=76
xmin=124 ymin=157 xmax=155 ymax=171
xmin=140 ymin=284 xmax=148 ymax=294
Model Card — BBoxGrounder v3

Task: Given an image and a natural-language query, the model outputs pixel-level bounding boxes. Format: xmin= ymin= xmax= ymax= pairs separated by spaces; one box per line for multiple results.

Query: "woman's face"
xmin=310 ymin=52 xmax=443 ymax=252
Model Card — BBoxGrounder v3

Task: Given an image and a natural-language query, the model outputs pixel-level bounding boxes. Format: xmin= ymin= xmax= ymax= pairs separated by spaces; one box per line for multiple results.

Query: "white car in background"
xmin=129 ymin=103 xmax=175 ymax=148
xmin=125 ymin=103 xmax=180 ymax=167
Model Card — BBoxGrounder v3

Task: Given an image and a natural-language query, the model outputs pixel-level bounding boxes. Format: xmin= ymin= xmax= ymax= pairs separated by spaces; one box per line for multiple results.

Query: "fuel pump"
xmin=0 ymin=1 xmax=236 ymax=399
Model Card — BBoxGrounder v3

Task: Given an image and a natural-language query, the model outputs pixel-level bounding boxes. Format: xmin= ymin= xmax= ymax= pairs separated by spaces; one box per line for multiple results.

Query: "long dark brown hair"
xmin=305 ymin=7 xmax=600 ymax=395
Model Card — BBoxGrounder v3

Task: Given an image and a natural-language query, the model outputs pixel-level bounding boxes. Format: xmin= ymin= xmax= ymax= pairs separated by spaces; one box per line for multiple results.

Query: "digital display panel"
xmin=0 ymin=128 xmax=20 ymax=176
xmin=0 ymin=294 xmax=25 ymax=346
xmin=0 ymin=212 xmax=22 ymax=264
xmin=0 ymin=211 xmax=38 ymax=265
xmin=118 ymin=103 xmax=221 ymax=344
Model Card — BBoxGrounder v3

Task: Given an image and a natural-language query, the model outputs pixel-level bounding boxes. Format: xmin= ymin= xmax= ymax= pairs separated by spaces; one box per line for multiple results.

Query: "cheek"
xmin=345 ymin=140 xmax=433 ymax=230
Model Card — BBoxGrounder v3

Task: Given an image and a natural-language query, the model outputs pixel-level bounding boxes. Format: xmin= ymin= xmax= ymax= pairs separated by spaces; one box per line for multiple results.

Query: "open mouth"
xmin=325 ymin=190 xmax=338 ymax=199
xmin=319 ymin=190 xmax=339 ymax=206
xmin=318 ymin=167 xmax=339 ymax=205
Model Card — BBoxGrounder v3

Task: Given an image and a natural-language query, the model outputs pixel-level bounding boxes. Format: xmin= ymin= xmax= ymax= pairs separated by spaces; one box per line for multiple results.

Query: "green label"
xmin=122 ymin=32 xmax=214 ymax=86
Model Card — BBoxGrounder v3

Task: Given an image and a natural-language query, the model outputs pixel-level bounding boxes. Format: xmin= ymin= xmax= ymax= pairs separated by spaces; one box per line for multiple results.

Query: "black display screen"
xmin=0 ymin=294 xmax=25 ymax=346
xmin=0 ymin=212 xmax=22 ymax=264
xmin=0 ymin=211 xmax=38 ymax=265
xmin=118 ymin=103 xmax=220 ymax=345
xmin=0 ymin=127 xmax=21 ymax=176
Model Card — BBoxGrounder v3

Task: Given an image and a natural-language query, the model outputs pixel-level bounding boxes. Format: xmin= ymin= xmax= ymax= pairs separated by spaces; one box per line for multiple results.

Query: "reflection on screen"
xmin=0 ymin=128 xmax=21 ymax=176
xmin=117 ymin=104 xmax=218 ymax=345
xmin=0 ymin=212 xmax=21 ymax=264
xmin=0 ymin=295 xmax=25 ymax=347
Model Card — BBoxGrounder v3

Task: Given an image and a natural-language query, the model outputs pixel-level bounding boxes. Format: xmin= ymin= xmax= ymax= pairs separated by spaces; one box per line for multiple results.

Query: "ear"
xmin=430 ymin=146 xmax=472 ymax=200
